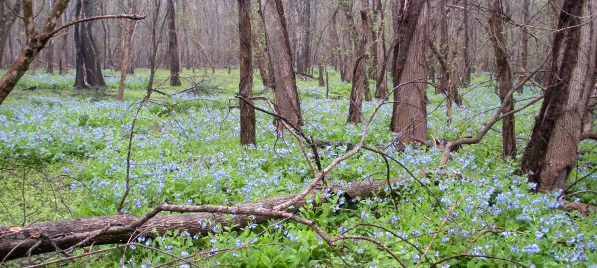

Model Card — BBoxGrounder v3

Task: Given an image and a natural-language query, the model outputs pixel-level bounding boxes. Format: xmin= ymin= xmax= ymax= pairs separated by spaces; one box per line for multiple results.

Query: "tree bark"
xmin=520 ymin=0 xmax=530 ymax=93
xmin=347 ymin=9 xmax=370 ymax=124
xmin=295 ymin=0 xmax=311 ymax=74
xmin=167 ymin=0 xmax=181 ymax=86
xmin=389 ymin=0 xmax=429 ymax=145
xmin=0 ymin=0 xmax=71 ymax=105
xmin=74 ymin=0 xmax=107 ymax=89
xmin=0 ymin=179 xmax=394 ymax=261
xmin=373 ymin=0 xmax=388 ymax=99
xmin=461 ymin=0 xmax=471 ymax=86
xmin=521 ymin=0 xmax=597 ymax=193
xmin=258 ymin=0 xmax=303 ymax=130
xmin=488 ymin=0 xmax=517 ymax=159
xmin=117 ymin=0 xmax=145 ymax=101
xmin=58 ymin=14 xmax=68 ymax=75
xmin=0 ymin=1 xmax=21 ymax=67
xmin=238 ymin=0 xmax=256 ymax=145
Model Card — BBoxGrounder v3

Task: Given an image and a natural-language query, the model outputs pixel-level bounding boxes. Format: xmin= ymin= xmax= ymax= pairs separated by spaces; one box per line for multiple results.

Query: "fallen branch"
xmin=0 ymin=179 xmax=397 ymax=261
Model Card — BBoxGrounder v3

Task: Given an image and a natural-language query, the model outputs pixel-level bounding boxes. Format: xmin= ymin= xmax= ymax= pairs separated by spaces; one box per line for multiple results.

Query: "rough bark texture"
xmin=0 ymin=0 xmax=70 ymax=105
xmin=390 ymin=0 xmax=429 ymax=145
xmin=238 ymin=0 xmax=256 ymax=145
xmin=259 ymin=0 xmax=303 ymax=129
xmin=74 ymin=0 xmax=106 ymax=89
xmin=488 ymin=0 xmax=517 ymax=159
xmin=521 ymin=0 xmax=597 ymax=193
xmin=347 ymin=10 xmax=370 ymax=124
xmin=167 ymin=0 xmax=181 ymax=86
xmin=373 ymin=0 xmax=388 ymax=99
xmin=0 ymin=180 xmax=394 ymax=261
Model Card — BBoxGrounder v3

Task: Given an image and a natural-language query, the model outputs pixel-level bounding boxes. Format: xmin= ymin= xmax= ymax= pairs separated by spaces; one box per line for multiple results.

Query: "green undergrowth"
xmin=0 ymin=68 xmax=596 ymax=267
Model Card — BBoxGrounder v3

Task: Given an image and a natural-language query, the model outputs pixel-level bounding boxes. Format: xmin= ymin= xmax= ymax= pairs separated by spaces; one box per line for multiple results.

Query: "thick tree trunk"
xmin=259 ymin=0 xmax=303 ymax=130
xmin=348 ymin=10 xmax=370 ymax=124
xmin=167 ymin=0 xmax=181 ymax=86
xmin=373 ymin=0 xmax=388 ymax=99
xmin=390 ymin=0 xmax=429 ymax=145
xmin=45 ymin=39 xmax=55 ymax=75
xmin=488 ymin=0 xmax=517 ymax=159
xmin=521 ymin=0 xmax=597 ymax=193
xmin=238 ymin=0 xmax=255 ymax=145
xmin=74 ymin=0 xmax=106 ymax=89
xmin=0 ymin=180 xmax=394 ymax=261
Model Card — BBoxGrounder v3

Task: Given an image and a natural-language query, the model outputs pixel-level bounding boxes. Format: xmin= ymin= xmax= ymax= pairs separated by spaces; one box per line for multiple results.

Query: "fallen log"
xmin=0 ymin=179 xmax=396 ymax=261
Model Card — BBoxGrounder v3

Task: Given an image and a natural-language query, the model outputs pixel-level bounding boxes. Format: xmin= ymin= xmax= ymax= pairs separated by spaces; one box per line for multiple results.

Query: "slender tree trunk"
xmin=348 ymin=10 xmax=370 ymax=124
xmin=117 ymin=0 xmax=144 ymax=101
xmin=253 ymin=14 xmax=273 ymax=90
xmin=373 ymin=0 xmax=388 ymax=99
xmin=147 ymin=0 xmax=165 ymax=93
xmin=59 ymin=14 xmax=68 ymax=75
xmin=437 ymin=0 xmax=448 ymax=95
xmin=390 ymin=0 xmax=429 ymax=145
xmin=258 ymin=0 xmax=303 ymax=130
xmin=521 ymin=0 xmax=597 ymax=193
xmin=167 ymin=0 xmax=181 ymax=86
xmin=519 ymin=0 xmax=530 ymax=93
xmin=45 ymin=39 xmax=55 ymax=74
xmin=462 ymin=0 xmax=471 ymax=86
xmin=238 ymin=0 xmax=255 ymax=145
xmin=74 ymin=0 xmax=107 ymax=88
xmin=488 ymin=0 xmax=517 ymax=159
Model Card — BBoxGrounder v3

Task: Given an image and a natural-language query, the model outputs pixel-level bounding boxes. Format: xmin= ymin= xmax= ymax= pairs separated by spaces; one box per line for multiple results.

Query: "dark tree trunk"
xmin=259 ymin=0 xmax=303 ymax=130
xmin=521 ymin=0 xmax=597 ymax=193
xmin=373 ymin=0 xmax=388 ymax=99
xmin=238 ymin=0 xmax=256 ymax=145
xmin=437 ymin=0 xmax=449 ymax=95
xmin=167 ymin=0 xmax=181 ymax=86
xmin=253 ymin=15 xmax=274 ymax=90
xmin=295 ymin=0 xmax=311 ymax=74
xmin=147 ymin=0 xmax=165 ymax=93
xmin=488 ymin=0 xmax=517 ymax=159
xmin=74 ymin=0 xmax=106 ymax=89
xmin=389 ymin=0 xmax=429 ymax=145
xmin=348 ymin=10 xmax=370 ymax=124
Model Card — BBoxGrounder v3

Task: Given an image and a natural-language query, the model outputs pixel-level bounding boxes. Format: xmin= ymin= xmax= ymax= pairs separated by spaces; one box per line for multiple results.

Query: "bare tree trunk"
xmin=59 ymin=14 xmax=68 ymax=75
xmin=74 ymin=0 xmax=107 ymax=88
xmin=0 ymin=1 xmax=21 ymax=66
xmin=373 ymin=0 xmax=388 ymax=99
xmin=461 ymin=0 xmax=471 ymax=86
xmin=238 ymin=0 xmax=255 ymax=145
xmin=348 ymin=10 xmax=370 ymax=124
xmin=253 ymin=13 xmax=273 ymax=90
xmin=118 ymin=0 xmax=144 ymax=101
xmin=0 ymin=0 xmax=71 ymax=105
xmin=295 ymin=0 xmax=311 ymax=74
xmin=437 ymin=0 xmax=448 ymax=95
xmin=521 ymin=0 xmax=597 ymax=193
xmin=259 ymin=0 xmax=303 ymax=130
xmin=390 ymin=0 xmax=429 ymax=145
xmin=147 ymin=0 xmax=165 ymax=93
xmin=167 ymin=0 xmax=181 ymax=86
xmin=45 ymin=39 xmax=55 ymax=74
xmin=488 ymin=0 xmax=517 ymax=159
xmin=519 ymin=0 xmax=530 ymax=93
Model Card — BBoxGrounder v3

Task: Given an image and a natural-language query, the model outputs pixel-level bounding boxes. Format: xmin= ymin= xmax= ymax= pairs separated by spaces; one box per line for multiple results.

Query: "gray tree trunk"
xmin=74 ymin=0 xmax=107 ymax=88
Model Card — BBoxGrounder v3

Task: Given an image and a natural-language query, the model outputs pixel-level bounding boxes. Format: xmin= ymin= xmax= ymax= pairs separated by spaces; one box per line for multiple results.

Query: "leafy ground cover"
xmin=0 ymin=68 xmax=596 ymax=267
